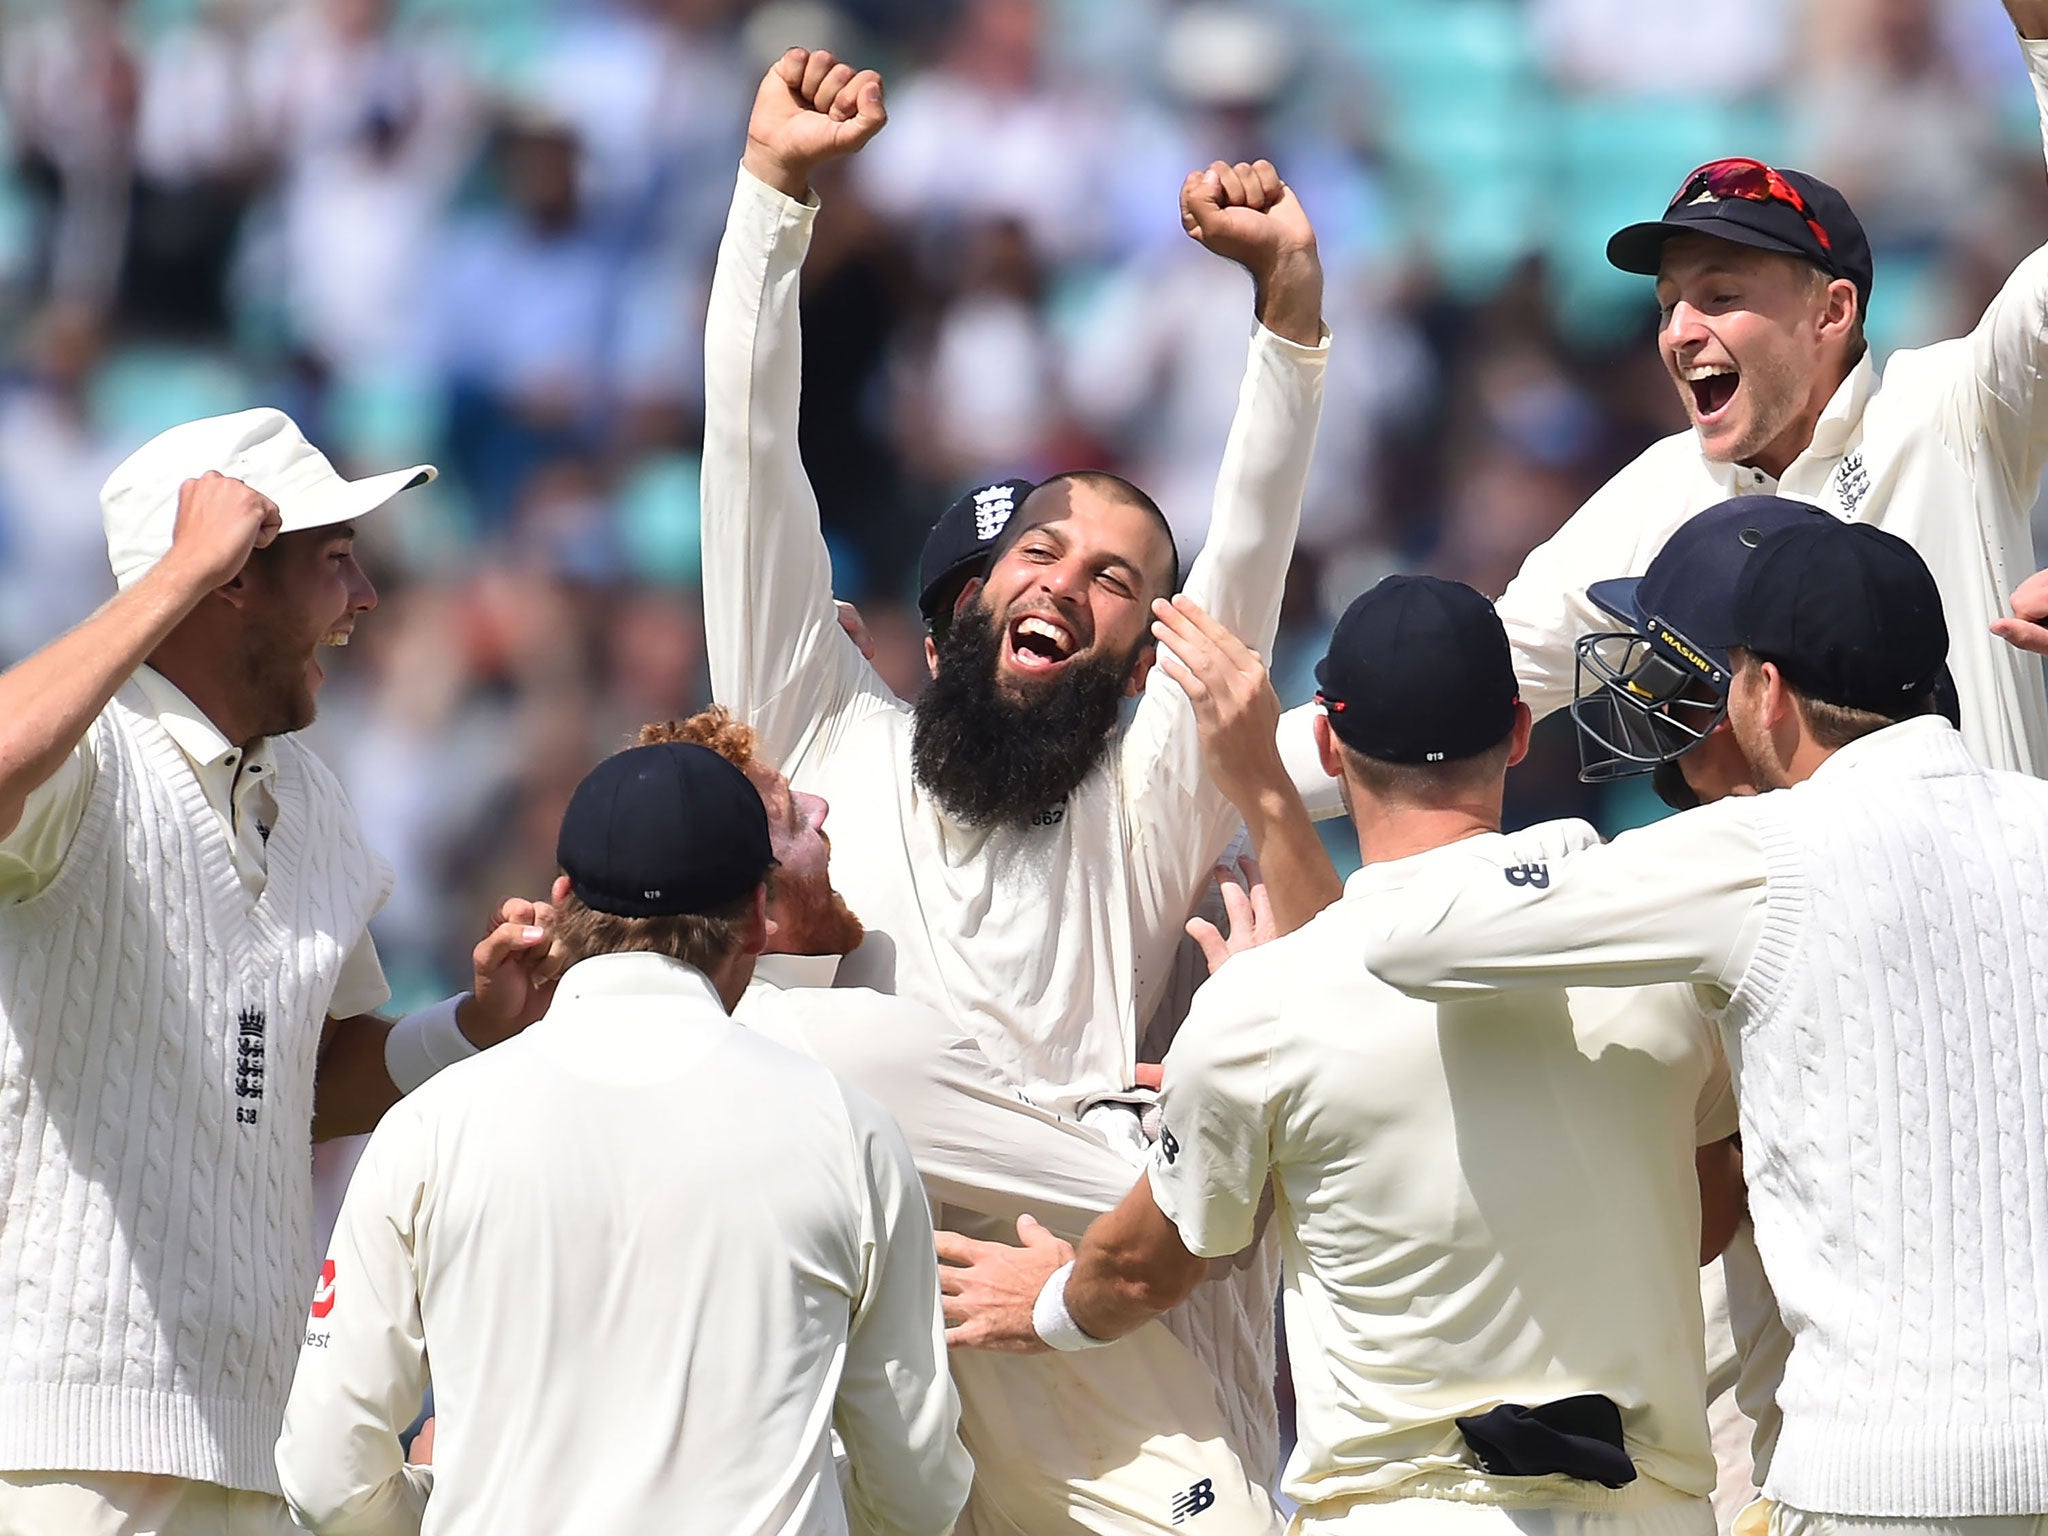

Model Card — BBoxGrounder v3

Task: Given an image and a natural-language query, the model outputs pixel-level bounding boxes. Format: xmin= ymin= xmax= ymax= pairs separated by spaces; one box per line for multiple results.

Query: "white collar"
xmin=1808 ymin=714 xmax=1974 ymax=782
xmin=1704 ymin=351 xmax=1875 ymax=489
xmin=552 ymin=952 xmax=729 ymax=1010
xmin=131 ymin=665 xmax=277 ymax=780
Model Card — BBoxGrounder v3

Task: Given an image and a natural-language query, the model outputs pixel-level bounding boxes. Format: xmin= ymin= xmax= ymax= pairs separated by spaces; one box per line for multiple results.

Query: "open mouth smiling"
xmin=1682 ymin=362 xmax=1739 ymax=422
xmin=1006 ymin=612 xmax=1078 ymax=674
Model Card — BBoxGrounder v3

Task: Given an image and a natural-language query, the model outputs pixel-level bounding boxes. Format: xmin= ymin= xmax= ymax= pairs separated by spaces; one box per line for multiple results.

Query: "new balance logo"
xmin=1503 ymin=862 xmax=1550 ymax=889
xmin=973 ymin=483 xmax=1020 ymax=542
xmin=1158 ymin=1126 xmax=1180 ymax=1165
xmin=1171 ymin=1478 xmax=1216 ymax=1523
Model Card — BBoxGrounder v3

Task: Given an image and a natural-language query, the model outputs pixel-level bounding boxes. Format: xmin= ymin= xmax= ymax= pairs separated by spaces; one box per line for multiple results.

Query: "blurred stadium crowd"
xmin=3 ymin=0 xmax=2045 ymax=1006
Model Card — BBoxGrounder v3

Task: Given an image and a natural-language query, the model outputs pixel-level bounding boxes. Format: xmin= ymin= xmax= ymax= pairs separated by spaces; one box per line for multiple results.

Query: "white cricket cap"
xmin=100 ymin=407 xmax=437 ymax=590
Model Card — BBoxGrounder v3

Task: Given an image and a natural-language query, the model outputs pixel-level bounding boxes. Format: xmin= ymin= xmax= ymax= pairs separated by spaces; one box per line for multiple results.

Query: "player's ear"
xmin=745 ymin=884 xmax=774 ymax=956
xmin=924 ymin=634 xmax=940 ymax=677
xmin=1123 ymin=644 xmax=1155 ymax=699
xmin=1503 ymin=699 xmax=1534 ymax=770
xmin=1818 ymin=277 xmax=1859 ymax=348
xmin=1313 ymin=712 xmax=1343 ymax=778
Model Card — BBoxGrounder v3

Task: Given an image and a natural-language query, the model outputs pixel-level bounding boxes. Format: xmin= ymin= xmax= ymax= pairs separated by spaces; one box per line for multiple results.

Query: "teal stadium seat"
xmin=1315 ymin=0 xmax=1549 ymax=297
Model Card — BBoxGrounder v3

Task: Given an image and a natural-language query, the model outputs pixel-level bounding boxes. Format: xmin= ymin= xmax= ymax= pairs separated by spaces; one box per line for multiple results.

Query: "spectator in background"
xmin=794 ymin=157 xmax=919 ymax=595
xmin=0 ymin=303 xmax=121 ymax=663
xmin=906 ymin=216 xmax=1070 ymax=485
xmin=126 ymin=0 xmax=264 ymax=337
xmin=1532 ymin=0 xmax=1792 ymax=97
xmin=854 ymin=0 xmax=1112 ymax=264
xmin=1069 ymin=2 xmax=1424 ymax=556
xmin=431 ymin=109 xmax=623 ymax=526
xmin=250 ymin=0 xmax=478 ymax=384
xmin=2 ymin=0 xmax=140 ymax=310
xmin=1793 ymin=0 xmax=2006 ymax=260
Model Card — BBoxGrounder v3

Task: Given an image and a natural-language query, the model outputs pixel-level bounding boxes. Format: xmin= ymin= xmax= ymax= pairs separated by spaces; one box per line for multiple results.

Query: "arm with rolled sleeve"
xmin=834 ymin=1086 xmax=972 ymax=1536
xmin=700 ymin=168 xmax=899 ymax=775
xmin=1362 ymin=799 xmax=1770 ymax=1002
xmin=275 ymin=1107 xmax=433 ymax=1536
xmin=1122 ymin=325 xmax=1329 ymax=954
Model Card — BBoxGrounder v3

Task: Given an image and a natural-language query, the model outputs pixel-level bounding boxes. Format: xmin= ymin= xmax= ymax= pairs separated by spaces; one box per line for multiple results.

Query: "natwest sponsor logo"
xmin=311 ymin=1259 xmax=337 ymax=1319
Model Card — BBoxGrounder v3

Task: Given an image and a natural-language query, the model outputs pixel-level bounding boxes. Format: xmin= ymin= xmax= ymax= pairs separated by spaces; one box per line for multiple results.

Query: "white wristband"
xmin=384 ymin=995 xmax=480 ymax=1094
xmin=1031 ymin=1260 xmax=1112 ymax=1352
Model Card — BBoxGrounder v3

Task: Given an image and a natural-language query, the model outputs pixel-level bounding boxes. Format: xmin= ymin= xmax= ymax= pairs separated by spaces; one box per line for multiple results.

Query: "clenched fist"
xmin=742 ymin=47 xmax=886 ymax=201
xmin=163 ymin=471 xmax=282 ymax=593
xmin=1181 ymin=159 xmax=1323 ymax=346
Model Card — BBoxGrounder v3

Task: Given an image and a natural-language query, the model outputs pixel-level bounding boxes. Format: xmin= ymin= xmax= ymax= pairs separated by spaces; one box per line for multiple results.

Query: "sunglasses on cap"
xmin=1668 ymin=157 xmax=1833 ymax=255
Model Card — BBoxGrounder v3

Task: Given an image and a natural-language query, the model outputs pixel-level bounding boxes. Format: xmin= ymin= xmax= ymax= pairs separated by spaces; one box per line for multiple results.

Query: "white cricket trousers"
xmin=1294 ymin=1487 xmax=1717 ymax=1536
xmin=950 ymin=1318 xmax=1287 ymax=1535
xmin=1770 ymin=1505 xmax=2048 ymax=1536
xmin=0 ymin=1472 xmax=299 ymax=1536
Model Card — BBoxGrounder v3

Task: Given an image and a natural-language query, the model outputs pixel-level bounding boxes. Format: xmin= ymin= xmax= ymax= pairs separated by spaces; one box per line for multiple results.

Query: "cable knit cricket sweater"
xmin=0 ymin=684 xmax=390 ymax=1494
xmin=1728 ymin=718 xmax=2048 ymax=1518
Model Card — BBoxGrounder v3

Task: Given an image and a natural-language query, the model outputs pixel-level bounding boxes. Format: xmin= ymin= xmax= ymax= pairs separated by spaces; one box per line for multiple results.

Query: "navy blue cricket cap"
xmin=1315 ymin=575 xmax=1518 ymax=763
xmin=918 ymin=477 xmax=1037 ymax=628
xmin=1607 ymin=162 xmax=1873 ymax=317
xmin=1733 ymin=519 xmax=1949 ymax=714
xmin=1588 ymin=496 xmax=1835 ymax=688
xmin=556 ymin=743 xmax=773 ymax=918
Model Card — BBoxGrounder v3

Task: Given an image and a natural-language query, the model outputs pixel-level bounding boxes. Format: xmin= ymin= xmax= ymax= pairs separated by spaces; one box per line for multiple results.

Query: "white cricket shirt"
xmin=274 ymin=953 xmax=969 ymax=1536
xmin=1360 ymin=718 xmax=2048 ymax=1516
xmin=1148 ymin=822 xmax=1737 ymax=1517
xmin=1280 ymin=35 xmax=2048 ymax=807
xmin=0 ymin=665 xmax=390 ymax=1015
xmin=701 ymin=167 xmax=1328 ymax=1116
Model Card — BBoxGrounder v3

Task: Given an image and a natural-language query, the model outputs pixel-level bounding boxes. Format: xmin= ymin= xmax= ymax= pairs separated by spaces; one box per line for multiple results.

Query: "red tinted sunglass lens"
xmin=1671 ymin=158 xmax=1771 ymax=210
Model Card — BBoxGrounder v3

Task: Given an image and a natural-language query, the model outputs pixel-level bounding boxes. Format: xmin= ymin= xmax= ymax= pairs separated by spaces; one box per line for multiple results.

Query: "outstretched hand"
xmin=934 ymin=1214 xmax=1072 ymax=1353
xmin=1180 ymin=159 xmax=1322 ymax=344
xmin=743 ymin=48 xmax=886 ymax=200
xmin=1991 ymin=567 xmax=2048 ymax=657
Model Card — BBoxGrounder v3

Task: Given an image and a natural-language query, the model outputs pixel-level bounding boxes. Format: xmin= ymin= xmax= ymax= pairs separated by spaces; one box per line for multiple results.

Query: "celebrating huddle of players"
xmin=3 ymin=15 xmax=2048 ymax=1536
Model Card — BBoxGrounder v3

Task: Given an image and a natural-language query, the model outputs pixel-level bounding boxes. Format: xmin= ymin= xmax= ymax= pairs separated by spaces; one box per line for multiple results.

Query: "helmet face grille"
xmin=1570 ymin=630 xmax=1729 ymax=783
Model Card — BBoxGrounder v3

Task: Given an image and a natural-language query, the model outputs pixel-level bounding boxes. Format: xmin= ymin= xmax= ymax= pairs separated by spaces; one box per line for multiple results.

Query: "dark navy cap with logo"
xmin=1588 ymin=495 xmax=1836 ymax=688
xmin=1733 ymin=519 xmax=1949 ymax=713
xmin=1315 ymin=575 xmax=1519 ymax=763
xmin=556 ymin=743 xmax=773 ymax=918
xmin=1607 ymin=160 xmax=1874 ymax=316
xmin=918 ymin=477 xmax=1037 ymax=630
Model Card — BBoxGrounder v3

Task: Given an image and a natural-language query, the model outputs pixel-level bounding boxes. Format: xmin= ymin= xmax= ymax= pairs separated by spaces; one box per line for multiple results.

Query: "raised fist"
xmin=742 ymin=48 xmax=886 ymax=200
xmin=1181 ymin=159 xmax=1323 ymax=345
xmin=1181 ymin=160 xmax=1316 ymax=273
xmin=165 ymin=471 xmax=282 ymax=592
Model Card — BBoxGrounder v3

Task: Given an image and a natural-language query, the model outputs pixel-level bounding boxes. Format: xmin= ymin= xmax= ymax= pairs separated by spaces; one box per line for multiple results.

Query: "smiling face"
xmin=966 ymin=478 xmax=1177 ymax=702
xmin=744 ymin=761 xmax=865 ymax=957
xmin=236 ymin=523 xmax=377 ymax=736
xmin=1655 ymin=236 xmax=1858 ymax=478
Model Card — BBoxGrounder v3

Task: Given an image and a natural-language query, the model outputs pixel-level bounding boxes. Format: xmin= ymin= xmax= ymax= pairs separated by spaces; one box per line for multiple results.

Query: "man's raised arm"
xmin=1952 ymin=14 xmax=2048 ymax=502
xmin=1123 ymin=160 xmax=1329 ymax=943
xmin=701 ymin=49 xmax=895 ymax=771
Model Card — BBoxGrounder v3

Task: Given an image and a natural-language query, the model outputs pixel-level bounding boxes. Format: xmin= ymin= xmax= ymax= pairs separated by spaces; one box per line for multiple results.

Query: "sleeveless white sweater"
xmin=1729 ymin=720 xmax=2048 ymax=1517
xmin=0 ymin=686 xmax=390 ymax=1494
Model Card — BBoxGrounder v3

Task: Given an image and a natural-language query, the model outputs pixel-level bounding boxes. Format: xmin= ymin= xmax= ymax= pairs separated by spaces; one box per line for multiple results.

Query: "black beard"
xmin=911 ymin=601 xmax=1134 ymax=829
